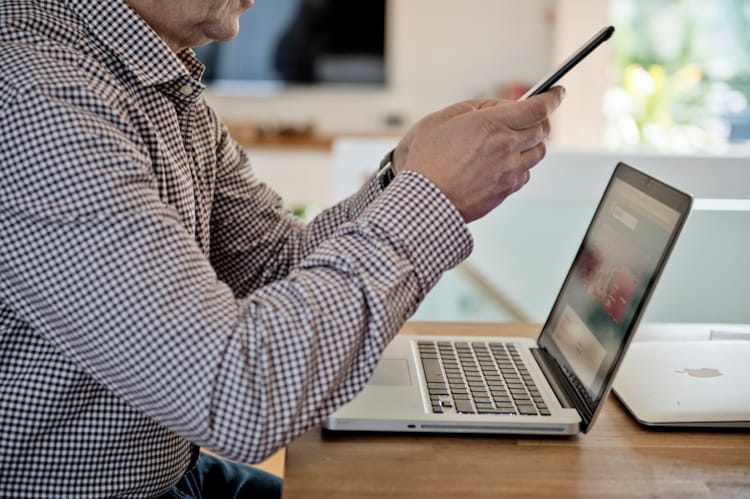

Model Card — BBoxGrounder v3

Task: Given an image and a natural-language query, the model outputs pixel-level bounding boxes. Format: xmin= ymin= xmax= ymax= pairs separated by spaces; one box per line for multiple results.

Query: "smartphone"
xmin=520 ymin=25 xmax=615 ymax=100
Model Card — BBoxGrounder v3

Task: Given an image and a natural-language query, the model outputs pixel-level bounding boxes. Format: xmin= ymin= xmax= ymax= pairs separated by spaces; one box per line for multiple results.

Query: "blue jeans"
xmin=158 ymin=452 xmax=282 ymax=499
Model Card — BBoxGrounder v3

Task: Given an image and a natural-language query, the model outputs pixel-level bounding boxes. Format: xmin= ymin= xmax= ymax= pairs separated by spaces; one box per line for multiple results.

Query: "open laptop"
xmin=324 ymin=162 xmax=692 ymax=435
xmin=613 ymin=339 xmax=750 ymax=428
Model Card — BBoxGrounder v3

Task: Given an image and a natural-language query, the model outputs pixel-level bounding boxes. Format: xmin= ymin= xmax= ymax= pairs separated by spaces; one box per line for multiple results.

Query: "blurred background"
xmin=199 ymin=0 xmax=750 ymax=327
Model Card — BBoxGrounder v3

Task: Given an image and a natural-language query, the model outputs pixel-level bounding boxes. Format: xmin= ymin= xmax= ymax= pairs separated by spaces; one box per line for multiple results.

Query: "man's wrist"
xmin=376 ymin=149 xmax=396 ymax=189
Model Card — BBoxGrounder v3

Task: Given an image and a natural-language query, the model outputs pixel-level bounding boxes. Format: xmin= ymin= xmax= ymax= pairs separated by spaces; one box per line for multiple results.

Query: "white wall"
xmin=248 ymin=148 xmax=333 ymax=209
xmin=443 ymin=149 xmax=750 ymax=324
xmin=551 ymin=0 xmax=611 ymax=148
xmin=205 ymin=0 xmax=554 ymax=134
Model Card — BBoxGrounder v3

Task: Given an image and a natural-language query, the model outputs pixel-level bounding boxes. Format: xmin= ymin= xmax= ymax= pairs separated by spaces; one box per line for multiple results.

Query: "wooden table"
xmin=282 ymin=322 xmax=750 ymax=498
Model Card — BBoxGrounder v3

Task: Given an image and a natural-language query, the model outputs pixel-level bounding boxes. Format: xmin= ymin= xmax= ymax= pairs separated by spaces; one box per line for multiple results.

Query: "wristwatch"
xmin=377 ymin=149 xmax=396 ymax=189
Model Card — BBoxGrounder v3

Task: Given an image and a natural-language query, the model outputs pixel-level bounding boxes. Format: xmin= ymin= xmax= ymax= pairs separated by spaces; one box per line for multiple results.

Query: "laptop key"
xmin=517 ymin=405 xmax=538 ymax=415
xmin=421 ymin=359 xmax=444 ymax=383
xmin=477 ymin=408 xmax=504 ymax=415
xmin=455 ymin=400 xmax=475 ymax=414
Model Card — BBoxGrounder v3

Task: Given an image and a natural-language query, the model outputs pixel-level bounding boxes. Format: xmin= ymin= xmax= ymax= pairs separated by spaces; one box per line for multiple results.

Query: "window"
xmin=606 ymin=0 xmax=750 ymax=152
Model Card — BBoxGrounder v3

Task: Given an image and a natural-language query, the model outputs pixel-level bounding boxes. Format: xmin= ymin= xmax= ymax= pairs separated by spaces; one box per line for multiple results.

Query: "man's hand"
xmin=392 ymin=87 xmax=565 ymax=223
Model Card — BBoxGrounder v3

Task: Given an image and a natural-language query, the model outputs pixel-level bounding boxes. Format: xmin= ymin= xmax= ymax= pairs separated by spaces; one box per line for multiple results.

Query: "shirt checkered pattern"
xmin=0 ymin=0 xmax=473 ymax=497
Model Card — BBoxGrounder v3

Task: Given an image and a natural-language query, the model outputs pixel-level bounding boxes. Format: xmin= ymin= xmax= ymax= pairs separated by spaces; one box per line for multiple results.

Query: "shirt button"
xmin=179 ymin=84 xmax=194 ymax=96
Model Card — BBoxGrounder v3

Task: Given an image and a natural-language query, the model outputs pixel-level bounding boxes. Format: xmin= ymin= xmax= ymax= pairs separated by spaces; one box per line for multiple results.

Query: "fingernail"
xmin=561 ymin=86 xmax=566 ymax=98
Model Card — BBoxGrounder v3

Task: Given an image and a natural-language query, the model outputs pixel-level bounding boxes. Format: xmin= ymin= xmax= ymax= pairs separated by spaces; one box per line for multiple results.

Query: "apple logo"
xmin=675 ymin=368 xmax=723 ymax=378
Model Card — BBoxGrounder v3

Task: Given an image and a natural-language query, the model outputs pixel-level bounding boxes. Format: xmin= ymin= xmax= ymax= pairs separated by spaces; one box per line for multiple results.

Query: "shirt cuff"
xmin=358 ymin=170 xmax=473 ymax=295
xmin=346 ymin=173 xmax=383 ymax=220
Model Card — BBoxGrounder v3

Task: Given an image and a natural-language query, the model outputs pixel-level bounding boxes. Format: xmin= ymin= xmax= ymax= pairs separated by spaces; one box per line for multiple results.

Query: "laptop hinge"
xmin=531 ymin=348 xmax=594 ymax=428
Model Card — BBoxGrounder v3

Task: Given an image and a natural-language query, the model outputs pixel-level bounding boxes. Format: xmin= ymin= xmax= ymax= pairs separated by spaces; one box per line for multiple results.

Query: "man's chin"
xmin=202 ymin=20 xmax=241 ymax=43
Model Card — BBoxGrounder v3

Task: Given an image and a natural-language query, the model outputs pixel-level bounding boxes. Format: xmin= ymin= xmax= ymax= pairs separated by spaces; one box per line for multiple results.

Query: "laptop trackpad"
xmin=369 ymin=359 xmax=412 ymax=386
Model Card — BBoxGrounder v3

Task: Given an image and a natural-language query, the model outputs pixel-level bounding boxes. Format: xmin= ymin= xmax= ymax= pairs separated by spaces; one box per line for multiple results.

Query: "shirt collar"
xmin=64 ymin=0 xmax=205 ymax=91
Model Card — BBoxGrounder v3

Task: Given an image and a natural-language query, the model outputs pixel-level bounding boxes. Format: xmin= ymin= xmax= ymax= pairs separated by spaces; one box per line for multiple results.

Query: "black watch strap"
xmin=377 ymin=149 xmax=396 ymax=189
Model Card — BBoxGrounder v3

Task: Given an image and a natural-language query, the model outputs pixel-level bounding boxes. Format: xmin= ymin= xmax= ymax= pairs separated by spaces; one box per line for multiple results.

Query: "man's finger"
xmin=510 ymin=118 xmax=551 ymax=153
xmin=501 ymin=86 xmax=566 ymax=130
xmin=517 ymin=140 xmax=548 ymax=171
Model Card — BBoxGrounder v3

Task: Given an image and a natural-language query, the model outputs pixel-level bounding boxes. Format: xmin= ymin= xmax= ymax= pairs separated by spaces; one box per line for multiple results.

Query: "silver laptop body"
xmin=325 ymin=162 xmax=692 ymax=435
xmin=614 ymin=340 xmax=750 ymax=428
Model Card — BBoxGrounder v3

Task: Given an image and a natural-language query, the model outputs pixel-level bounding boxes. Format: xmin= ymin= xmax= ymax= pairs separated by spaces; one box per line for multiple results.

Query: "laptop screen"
xmin=538 ymin=163 xmax=691 ymax=425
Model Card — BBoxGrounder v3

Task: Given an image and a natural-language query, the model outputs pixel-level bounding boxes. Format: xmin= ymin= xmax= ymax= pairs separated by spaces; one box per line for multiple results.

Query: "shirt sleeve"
xmin=0 ymin=86 xmax=473 ymax=464
xmin=206 ymin=108 xmax=386 ymax=298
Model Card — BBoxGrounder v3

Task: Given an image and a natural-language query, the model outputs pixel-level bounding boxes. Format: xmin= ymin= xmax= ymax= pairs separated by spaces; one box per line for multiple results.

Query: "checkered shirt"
xmin=0 ymin=0 xmax=473 ymax=497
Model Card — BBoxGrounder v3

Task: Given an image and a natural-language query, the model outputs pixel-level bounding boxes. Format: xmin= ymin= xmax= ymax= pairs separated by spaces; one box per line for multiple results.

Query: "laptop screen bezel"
xmin=536 ymin=162 xmax=692 ymax=433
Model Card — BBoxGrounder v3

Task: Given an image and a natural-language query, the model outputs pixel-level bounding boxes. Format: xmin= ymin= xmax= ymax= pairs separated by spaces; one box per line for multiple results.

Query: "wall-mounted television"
xmin=194 ymin=0 xmax=387 ymax=92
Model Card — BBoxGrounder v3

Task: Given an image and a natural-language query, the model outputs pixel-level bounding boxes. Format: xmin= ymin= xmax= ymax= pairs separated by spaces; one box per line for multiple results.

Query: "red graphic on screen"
xmin=577 ymin=223 xmax=648 ymax=324
xmin=603 ymin=268 xmax=637 ymax=323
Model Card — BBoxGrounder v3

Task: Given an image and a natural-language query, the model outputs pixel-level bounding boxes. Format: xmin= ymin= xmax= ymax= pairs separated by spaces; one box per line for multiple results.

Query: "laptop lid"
xmin=613 ymin=340 xmax=750 ymax=428
xmin=533 ymin=162 xmax=692 ymax=433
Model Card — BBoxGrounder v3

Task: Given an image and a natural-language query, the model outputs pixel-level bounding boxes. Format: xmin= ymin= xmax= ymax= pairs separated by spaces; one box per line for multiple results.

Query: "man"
xmin=0 ymin=0 xmax=564 ymax=497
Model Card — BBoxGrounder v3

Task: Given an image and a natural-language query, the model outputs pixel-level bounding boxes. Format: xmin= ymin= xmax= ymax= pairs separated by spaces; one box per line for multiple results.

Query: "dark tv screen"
xmin=194 ymin=0 xmax=386 ymax=87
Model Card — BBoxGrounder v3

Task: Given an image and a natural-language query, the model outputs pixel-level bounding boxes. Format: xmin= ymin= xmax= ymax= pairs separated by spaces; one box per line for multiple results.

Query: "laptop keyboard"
xmin=418 ymin=340 xmax=552 ymax=416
